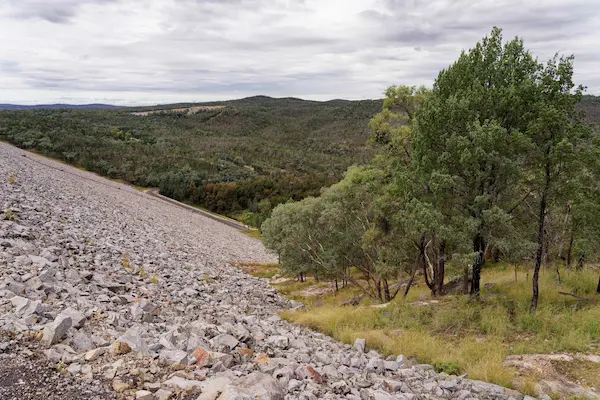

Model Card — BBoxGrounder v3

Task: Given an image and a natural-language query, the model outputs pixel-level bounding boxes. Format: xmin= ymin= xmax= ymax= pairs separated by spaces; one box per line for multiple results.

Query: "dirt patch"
xmin=552 ymin=358 xmax=600 ymax=389
xmin=296 ymin=285 xmax=334 ymax=298
xmin=132 ymin=105 xmax=224 ymax=116
xmin=506 ymin=353 xmax=600 ymax=399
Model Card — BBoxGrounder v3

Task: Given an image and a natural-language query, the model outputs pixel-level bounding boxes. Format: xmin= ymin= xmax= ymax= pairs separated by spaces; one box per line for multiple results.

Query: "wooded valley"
xmin=0 ymin=96 xmax=381 ymax=227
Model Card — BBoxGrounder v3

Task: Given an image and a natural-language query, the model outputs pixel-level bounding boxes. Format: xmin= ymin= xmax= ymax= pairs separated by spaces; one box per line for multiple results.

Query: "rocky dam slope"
xmin=0 ymin=142 xmax=529 ymax=399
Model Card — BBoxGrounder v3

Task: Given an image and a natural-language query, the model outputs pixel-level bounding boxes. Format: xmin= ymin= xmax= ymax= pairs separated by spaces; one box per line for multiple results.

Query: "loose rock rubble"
xmin=0 ymin=143 xmax=531 ymax=399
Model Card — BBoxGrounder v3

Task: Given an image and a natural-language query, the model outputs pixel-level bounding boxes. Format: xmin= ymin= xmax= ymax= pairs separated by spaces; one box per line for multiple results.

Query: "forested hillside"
xmin=0 ymin=96 xmax=381 ymax=226
xmin=262 ymin=28 xmax=600 ymax=308
xmin=259 ymin=30 xmax=600 ymax=394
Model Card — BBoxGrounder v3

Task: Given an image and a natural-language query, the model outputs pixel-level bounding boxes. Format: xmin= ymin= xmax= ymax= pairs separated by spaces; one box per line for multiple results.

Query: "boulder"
xmin=210 ymin=333 xmax=239 ymax=351
xmin=58 ymin=307 xmax=86 ymax=329
xmin=353 ymin=338 xmax=366 ymax=353
xmin=211 ymin=372 xmax=285 ymax=400
xmin=158 ymin=349 xmax=188 ymax=365
xmin=41 ymin=315 xmax=72 ymax=346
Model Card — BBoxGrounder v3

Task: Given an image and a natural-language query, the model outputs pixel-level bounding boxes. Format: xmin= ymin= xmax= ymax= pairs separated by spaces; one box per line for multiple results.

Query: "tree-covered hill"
xmin=580 ymin=95 xmax=600 ymax=126
xmin=0 ymin=96 xmax=382 ymax=225
xmin=0 ymin=94 xmax=597 ymax=226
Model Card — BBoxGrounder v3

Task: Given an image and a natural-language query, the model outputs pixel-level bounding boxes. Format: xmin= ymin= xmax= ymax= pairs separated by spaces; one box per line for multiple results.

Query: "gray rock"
xmin=58 ymin=307 xmax=86 ymax=329
xmin=314 ymin=351 xmax=331 ymax=365
xmin=331 ymin=380 xmax=351 ymax=394
xmin=396 ymin=354 xmax=406 ymax=367
xmin=287 ymin=379 xmax=303 ymax=391
xmin=365 ymin=358 xmax=384 ymax=372
xmin=41 ymin=315 xmax=72 ymax=346
xmin=384 ymin=360 xmax=399 ymax=371
xmin=72 ymin=331 xmax=95 ymax=352
xmin=227 ymin=371 xmax=285 ymax=400
xmin=28 ymin=255 xmax=50 ymax=267
xmin=135 ymin=390 xmax=154 ymax=400
xmin=210 ymin=333 xmax=239 ymax=351
xmin=353 ymin=338 xmax=366 ymax=353
xmin=6 ymin=280 xmax=25 ymax=295
xmin=197 ymin=376 xmax=231 ymax=400
xmin=155 ymin=389 xmax=173 ymax=400
xmin=10 ymin=296 xmax=43 ymax=317
xmin=158 ymin=349 xmax=188 ymax=365
xmin=266 ymin=335 xmax=289 ymax=349
xmin=66 ymin=363 xmax=82 ymax=375
xmin=163 ymin=376 xmax=204 ymax=391
xmin=383 ymin=379 xmax=403 ymax=392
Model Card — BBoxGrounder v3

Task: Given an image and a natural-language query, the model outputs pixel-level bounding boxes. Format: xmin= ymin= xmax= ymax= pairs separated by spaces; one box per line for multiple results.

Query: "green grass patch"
xmin=241 ymin=229 xmax=263 ymax=240
xmin=231 ymin=262 xmax=280 ymax=279
xmin=232 ymin=261 xmax=600 ymax=393
xmin=279 ymin=265 xmax=600 ymax=392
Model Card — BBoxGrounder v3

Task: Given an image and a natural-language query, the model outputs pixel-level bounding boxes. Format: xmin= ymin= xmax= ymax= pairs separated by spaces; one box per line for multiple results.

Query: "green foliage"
xmin=0 ymin=97 xmax=381 ymax=226
xmin=433 ymin=362 xmax=462 ymax=375
xmin=262 ymin=27 xmax=600 ymax=310
xmin=121 ymin=254 xmax=133 ymax=271
xmin=7 ymin=171 xmax=16 ymax=185
xmin=4 ymin=209 xmax=19 ymax=221
xmin=138 ymin=267 xmax=148 ymax=280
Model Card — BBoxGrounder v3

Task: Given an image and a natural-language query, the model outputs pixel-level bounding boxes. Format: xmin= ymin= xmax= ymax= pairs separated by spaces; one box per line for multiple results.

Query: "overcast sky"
xmin=1 ymin=0 xmax=599 ymax=105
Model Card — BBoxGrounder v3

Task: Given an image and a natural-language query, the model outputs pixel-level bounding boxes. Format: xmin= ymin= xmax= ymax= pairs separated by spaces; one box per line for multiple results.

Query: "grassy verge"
xmin=231 ymin=262 xmax=280 ymax=279
xmin=236 ymin=262 xmax=600 ymax=395
xmin=241 ymin=229 xmax=262 ymax=240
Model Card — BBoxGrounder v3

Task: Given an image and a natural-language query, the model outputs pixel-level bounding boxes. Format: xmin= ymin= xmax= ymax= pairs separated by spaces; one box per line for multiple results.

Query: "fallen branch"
xmin=558 ymin=291 xmax=597 ymax=302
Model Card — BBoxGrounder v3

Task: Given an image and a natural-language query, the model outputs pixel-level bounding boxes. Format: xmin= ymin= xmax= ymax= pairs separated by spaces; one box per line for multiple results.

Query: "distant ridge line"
xmin=0 ymin=103 xmax=124 ymax=110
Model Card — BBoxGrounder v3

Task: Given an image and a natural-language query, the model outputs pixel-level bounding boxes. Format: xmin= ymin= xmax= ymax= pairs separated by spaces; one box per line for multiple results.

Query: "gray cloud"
xmin=0 ymin=0 xmax=598 ymax=105
xmin=6 ymin=0 xmax=117 ymax=23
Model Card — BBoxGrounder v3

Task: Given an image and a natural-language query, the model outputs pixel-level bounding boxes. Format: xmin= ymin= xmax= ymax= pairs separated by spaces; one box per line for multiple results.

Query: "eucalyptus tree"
xmin=525 ymin=55 xmax=596 ymax=313
xmin=261 ymin=197 xmax=324 ymax=281
xmin=412 ymin=28 xmax=539 ymax=297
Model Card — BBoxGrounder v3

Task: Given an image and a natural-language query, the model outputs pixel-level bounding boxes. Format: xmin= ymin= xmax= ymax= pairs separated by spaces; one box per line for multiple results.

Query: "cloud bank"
xmin=1 ymin=0 xmax=598 ymax=105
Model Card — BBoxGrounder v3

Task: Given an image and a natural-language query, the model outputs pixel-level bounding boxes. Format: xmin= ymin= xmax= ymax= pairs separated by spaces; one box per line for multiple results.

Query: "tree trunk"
xmin=376 ymin=280 xmax=382 ymax=303
xmin=404 ymin=262 xmax=418 ymax=299
xmin=567 ymin=228 xmax=575 ymax=268
xmin=557 ymin=202 xmax=572 ymax=261
xmin=470 ymin=234 xmax=485 ymax=298
xmin=420 ymin=237 xmax=434 ymax=292
xmin=530 ymin=162 xmax=550 ymax=314
xmin=484 ymin=243 xmax=493 ymax=261
xmin=597 ymin=275 xmax=600 ymax=294
xmin=335 ymin=279 xmax=339 ymax=293
xmin=434 ymin=240 xmax=446 ymax=297
xmin=577 ymin=252 xmax=585 ymax=270
xmin=462 ymin=265 xmax=469 ymax=295
xmin=493 ymin=246 xmax=500 ymax=263
xmin=542 ymin=227 xmax=550 ymax=268
xmin=383 ymin=279 xmax=391 ymax=302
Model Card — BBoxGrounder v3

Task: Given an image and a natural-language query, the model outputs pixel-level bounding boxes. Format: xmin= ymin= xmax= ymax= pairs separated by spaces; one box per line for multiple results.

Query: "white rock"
xmin=135 ymin=390 xmax=154 ymax=400
xmin=162 ymin=376 xmax=204 ymax=391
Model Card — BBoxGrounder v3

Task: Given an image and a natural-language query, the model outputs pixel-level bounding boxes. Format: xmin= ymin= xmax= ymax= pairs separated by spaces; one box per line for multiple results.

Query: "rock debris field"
xmin=0 ymin=142 xmax=530 ymax=400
